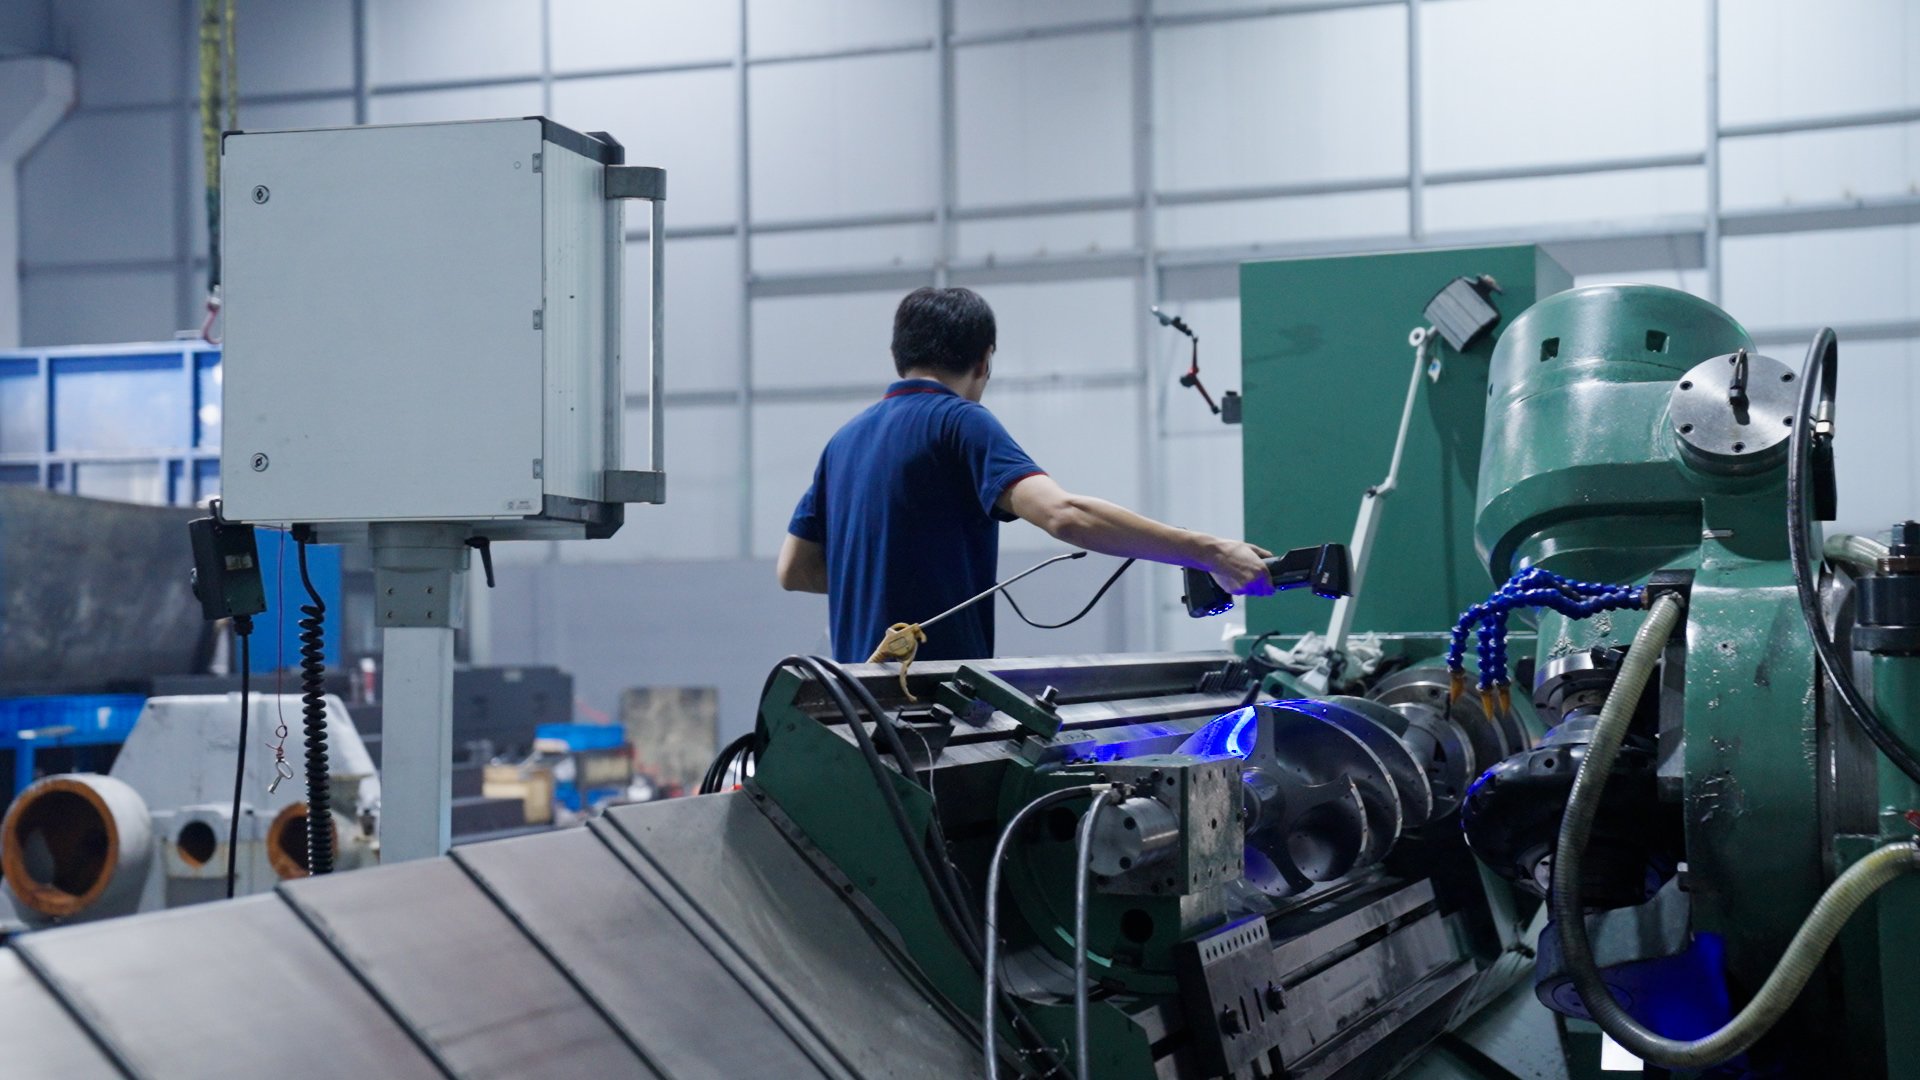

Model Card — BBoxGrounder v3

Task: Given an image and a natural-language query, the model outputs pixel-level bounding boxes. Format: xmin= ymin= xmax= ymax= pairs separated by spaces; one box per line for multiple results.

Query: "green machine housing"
xmin=734 ymin=246 xmax=1920 ymax=1079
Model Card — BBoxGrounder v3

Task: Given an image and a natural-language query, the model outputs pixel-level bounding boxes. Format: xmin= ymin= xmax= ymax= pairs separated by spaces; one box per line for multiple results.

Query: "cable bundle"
xmin=1446 ymin=567 xmax=1644 ymax=717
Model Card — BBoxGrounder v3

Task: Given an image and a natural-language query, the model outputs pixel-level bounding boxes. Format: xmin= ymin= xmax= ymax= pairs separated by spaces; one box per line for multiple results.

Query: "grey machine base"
xmin=0 ymin=792 xmax=981 ymax=1079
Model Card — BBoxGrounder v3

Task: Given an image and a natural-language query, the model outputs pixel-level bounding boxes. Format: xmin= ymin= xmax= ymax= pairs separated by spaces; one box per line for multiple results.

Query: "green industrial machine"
xmin=6 ymin=247 xmax=1916 ymax=1080
xmin=733 ymin=248 xmax=1920 ymax=1078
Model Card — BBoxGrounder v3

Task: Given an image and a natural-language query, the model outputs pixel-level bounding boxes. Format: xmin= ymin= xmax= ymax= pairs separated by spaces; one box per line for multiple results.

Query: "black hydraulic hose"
xmin=1787 ymin=329 xmax=1920 ymax=786
xmin=295 ymin=539 xmax=333 ymax=875
xmin=225 ymin=619 xmax=253 ymax=898
xmin=820 ymin=662 xmax=983 ymax=950
xmin=793 ymin=656 xmax=1064 ymax=1078
xmin=791 ymin=657 xmax=981 ymax=958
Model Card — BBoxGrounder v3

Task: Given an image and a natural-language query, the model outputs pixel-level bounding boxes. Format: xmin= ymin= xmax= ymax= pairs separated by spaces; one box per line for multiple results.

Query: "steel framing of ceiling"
xmin=19 ymin=0 xmax=1920 ymax=601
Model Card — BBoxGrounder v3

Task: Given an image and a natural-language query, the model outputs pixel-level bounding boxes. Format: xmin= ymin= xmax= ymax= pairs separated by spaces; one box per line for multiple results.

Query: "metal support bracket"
xmin=937 ymin=665 xmax=1061 ymax=740
xmin=605 ymin=165 xmax=666 ymax=202
xmin=369 ymin=523 xmax=469 ymax=863
xmin=603 ymin=469 xmax=666 ymax=505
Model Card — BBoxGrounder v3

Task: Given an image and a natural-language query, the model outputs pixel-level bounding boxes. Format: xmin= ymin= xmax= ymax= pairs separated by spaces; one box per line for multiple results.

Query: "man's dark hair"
xmin=891 ymin=287 xmax=996 ymax=377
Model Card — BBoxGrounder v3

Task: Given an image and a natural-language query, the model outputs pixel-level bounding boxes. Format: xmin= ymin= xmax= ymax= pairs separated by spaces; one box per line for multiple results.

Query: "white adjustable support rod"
xmin=1322 ymin=327 xmax=1433 ymax=656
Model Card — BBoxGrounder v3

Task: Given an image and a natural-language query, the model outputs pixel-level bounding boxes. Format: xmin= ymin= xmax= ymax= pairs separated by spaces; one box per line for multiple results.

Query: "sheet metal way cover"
xmin=454 ymin=823 xmax=832 ymax=1079
xmin=602 ymin=793 xmax=982 ymax=1078
xmin=12 ymin=894 xmax=442 ymax=1080
xmin=0 ymin=950 xmax=121 ymax=1078
xmin=280 ymin=856 xmax=652 ymax=1077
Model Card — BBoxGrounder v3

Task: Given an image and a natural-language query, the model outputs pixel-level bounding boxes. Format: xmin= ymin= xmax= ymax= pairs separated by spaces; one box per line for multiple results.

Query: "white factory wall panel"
xmin=1719 ymin=124 xmax=1920 ymax=212
xmin=1721 ymin=225 xmax=1920 ymax=331
xmin=1719 ymin=0 xmax=1920 ymax=126
xmin=1155 ymin=190 xmax=1409 ymax=251
xmin=954 ymin=212 xmax=1134 ymax=264
xmin=489 ymin=557 xmax=833 ymax=740
xmin=976 ymin=278 xmax=1138 ymax=378
xmin=747 ymin=0 xmax=933 ymax=57
xmin=988 ymin=385 xmax=1144 ymax=553
xmin=954 ymin=0 xmax=1129 ymax=37
xmin=367 ymin=82 xmax=545 ymax=126
xmin=1423 ymin=167 xmax=1708 ymax=236
xmin=46 ymin=0 xmax=183 ymax=108
xmin=1151 ymin=296 xmax=1241 ymax=438
xmin=1420 ymin=0 xmax=1706 ymax=173
xmin=232 ymin=0 xmax=355 ymax=97
xmin=552 ymin=69 xmax=740 ymax=228
xmin=750 ymin=291 xmax=901 ymax=389
xmin=955 ymin=32 xmax=1134 ymax=208
xmin=1824 ymin=338 xmax=1920 ymax=540
xmin=624 ymin=235 xmax=741 ymax=395
xmin=570 ymin=403 xmax=744 ymax=563
xmin=550 ymin=0 xmax=737 ymax=72
xmin=21 ymin=112 xmax=177 ymax=267
xmin=747 ymin=52 xmax=937 ymax=222
xmin=21 ymin=269 xmax=177 ymax=349
xmin=749 ymin=399 xmax=860 ymax=559
xmin=1157 ymin=433 xmax=1246 ymax=654
xmin=1154 ymin=6 xmax=1408 ymax=192
xmin=365 ymin=0 xmax=542 ymax=87
xmin=1571 ymin=270 xmax=1709 ymax=300
xmin=752 ymin=224 xmax=939 ymax=275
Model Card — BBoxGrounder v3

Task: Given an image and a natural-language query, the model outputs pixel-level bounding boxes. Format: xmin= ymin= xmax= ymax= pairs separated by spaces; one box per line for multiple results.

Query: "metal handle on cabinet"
xmin=603 ymin=164 xmax=667 ymax=505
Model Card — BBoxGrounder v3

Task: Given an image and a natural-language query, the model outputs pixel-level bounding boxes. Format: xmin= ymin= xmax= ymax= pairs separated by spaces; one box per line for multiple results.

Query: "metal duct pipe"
xmin=2 ymin=774 xmax=152 ymax=921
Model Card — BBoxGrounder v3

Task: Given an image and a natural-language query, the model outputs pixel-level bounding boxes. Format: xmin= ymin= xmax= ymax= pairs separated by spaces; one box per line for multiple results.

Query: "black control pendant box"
xmin=188 ymin=515 xmax=268 ymax=622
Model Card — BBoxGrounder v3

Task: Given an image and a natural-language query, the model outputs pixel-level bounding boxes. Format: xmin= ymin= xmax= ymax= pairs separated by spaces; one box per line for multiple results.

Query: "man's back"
xmin=788 ymin=379 xmax=1041 ymax=663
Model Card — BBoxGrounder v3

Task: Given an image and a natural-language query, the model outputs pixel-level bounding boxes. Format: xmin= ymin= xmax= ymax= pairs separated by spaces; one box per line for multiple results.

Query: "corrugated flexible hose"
xmin=1552 ymin=592 xmax=1919 ymax=1067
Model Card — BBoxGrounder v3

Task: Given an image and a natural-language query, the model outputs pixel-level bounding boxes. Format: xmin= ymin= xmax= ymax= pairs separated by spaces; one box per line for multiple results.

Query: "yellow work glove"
xmin=868 ymin=622 xmax=927 ymax=700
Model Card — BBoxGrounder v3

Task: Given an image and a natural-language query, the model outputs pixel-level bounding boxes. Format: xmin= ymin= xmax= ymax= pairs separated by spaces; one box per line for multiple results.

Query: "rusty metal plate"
xmin=0 ymin=950 xmax=124 ymax=1079
xmin=12 ymin=894 xmax=441 ymax=1080
xmin=280 ymin=857 xmax=652 ymax=1078
xmin=453 ymin=824 xmax=834 ymax=1079
xmin=601 ymin=793 xmax=982 ymax=1079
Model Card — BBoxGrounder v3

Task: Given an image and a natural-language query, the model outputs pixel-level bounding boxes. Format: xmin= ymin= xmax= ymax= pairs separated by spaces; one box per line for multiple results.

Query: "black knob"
xmin=1263 ymin=983 xmax=1285 ymax=1011
xmin=1893 ymin=521 xmax=1920 ymax=557
xmin=1218 ymin=1006 xmax=1243 ymax=1036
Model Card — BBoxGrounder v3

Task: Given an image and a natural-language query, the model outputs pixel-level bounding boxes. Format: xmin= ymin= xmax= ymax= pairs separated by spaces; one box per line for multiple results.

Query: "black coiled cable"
xmin=295 ymin=539 xmax=334 ymax=875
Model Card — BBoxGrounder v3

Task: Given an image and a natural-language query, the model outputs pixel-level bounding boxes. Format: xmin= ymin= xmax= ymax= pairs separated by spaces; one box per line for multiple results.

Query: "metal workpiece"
xmin=1854 ymin=520 xmax=1920 ymax=655
xmin=1085 ymin=796 xmax=1182 ymax=879
xmin=1669 ymin=349 xmax=1798 ymax=475
xmin=1370 ymin=664 xmax=1521 ymax=778
xmin=1531 ymin=649 xmax=1621 ymax=722
xmin=1321 ymin=695 xmax=1436 ymax=827
xmin=1 ymin=774 xmax=152 ymax=923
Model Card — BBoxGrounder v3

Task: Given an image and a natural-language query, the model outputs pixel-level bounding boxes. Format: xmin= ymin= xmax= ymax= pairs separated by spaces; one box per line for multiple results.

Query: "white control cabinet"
xmin=220 ymin=117 xmax=663 ymax=533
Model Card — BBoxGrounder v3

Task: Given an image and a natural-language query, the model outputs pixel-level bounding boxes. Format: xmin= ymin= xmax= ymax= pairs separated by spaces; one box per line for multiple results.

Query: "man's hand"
xmin=1208 ymin=541 xmax=1275 ymax=596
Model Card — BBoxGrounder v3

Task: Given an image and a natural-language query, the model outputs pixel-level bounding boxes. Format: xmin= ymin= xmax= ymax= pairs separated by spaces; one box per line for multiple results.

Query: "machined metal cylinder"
xmin=1 ymin=773 xmax=153 ymax=921
xmin=1085 ymin=796 xmax=1180 ymax=877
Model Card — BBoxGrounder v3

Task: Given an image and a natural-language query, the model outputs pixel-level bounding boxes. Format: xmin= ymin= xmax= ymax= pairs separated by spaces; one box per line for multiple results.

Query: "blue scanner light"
xmin=1182 ymin=705 xmax=1260 ymax=760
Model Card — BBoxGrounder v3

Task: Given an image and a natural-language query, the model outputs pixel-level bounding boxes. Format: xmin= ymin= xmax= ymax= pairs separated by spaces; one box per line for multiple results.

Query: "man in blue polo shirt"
xmin=778 ymin=286 xmax=1274 ymax=664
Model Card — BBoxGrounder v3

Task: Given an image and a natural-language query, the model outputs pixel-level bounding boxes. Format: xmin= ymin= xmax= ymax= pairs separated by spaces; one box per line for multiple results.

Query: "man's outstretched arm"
xmin=777 ymin=534 xmax=829 ymax=593
xmin=999 ymin=474 xmax=1275 ymax=595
